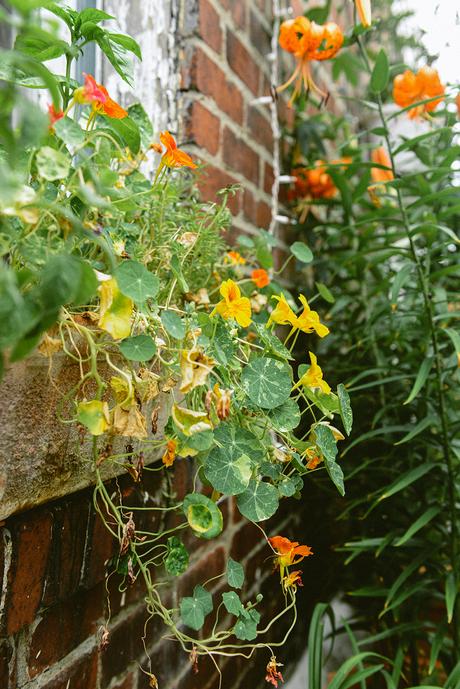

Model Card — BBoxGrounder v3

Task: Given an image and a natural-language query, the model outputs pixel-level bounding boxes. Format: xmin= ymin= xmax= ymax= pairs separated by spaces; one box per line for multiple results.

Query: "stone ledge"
xmin=0 ymin=354 xmax=170 ymax=521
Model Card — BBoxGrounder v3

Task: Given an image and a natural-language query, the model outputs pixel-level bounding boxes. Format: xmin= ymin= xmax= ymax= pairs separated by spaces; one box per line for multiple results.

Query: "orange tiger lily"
xmin=355 ymin=0 xmax=371 ymax=27
xmin=370 ymin=147 xmax=394 ymax=184
xmin=393 ymin=66 xmax=445 ymax=119
xmin=278 ymin=17 xmax=343 ymax=104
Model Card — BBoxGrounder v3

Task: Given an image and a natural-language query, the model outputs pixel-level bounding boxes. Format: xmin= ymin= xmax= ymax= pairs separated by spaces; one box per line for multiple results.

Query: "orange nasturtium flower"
xmin=265 ymin=656 xmax=284 ymax=688
xmin=278 ymin=16 xmax=343 ymax=103
xmin=283 ymin=570 xmax=303 ymax=590
xmin=393 ymin=66 xmax=445 ymax=119
xmin=162 ymin=439 xmax=177 ymax=468
xmin=269 ymin=535 xmax=313 ymax=579
xmin=74 ymin=73 xmax=128 ymax=119
xmin=227 ymin=250 xmax=246 ymax=265
xmin=370 ymin=147 xmax=394 ymax=184
xmin=295 ymin=351 xmax=331 ymax=394
xmin=159 ymin=131 xmax=197 ymax=170
xmin=48 ymin=103 xmax=64 ymax=127
xmin=211 ymin=279 xmax=252 ymax=327
xmin=251 ymin=268 xmax=270 ymax=288
xmin=355 ymin=0 xmax=371 ymax=27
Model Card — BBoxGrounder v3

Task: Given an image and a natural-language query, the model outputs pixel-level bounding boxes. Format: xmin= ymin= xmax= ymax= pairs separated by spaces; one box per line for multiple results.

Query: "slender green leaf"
xmin=395 ymin=506 xmax=440 ymax=546
xmin=371 ymin=49 xmax=389 ymax=93
xmin=403 ymin=357 xmax=432 ymax=405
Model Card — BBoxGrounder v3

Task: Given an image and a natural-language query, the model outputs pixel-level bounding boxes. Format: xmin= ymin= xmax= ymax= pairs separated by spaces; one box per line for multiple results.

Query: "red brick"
xmin=242 ymin=191 xmax=271 ymax=229
xmin=112 ymin=673 xmax=136 ymax=689
xmin=6 ymin=510 xmax=53 ymax=634
xmin=28 ymin=585 xmax=103 ymax=677
xmin=256 ymin=199 xmax=271 ymax=228
xmin=222 ymin=128 xmax=259 ymax=185
xmin=226 ymin=31 xmax=260 ymax=95
xmin=263 ymin=162 xmax=274 ymax=195
xmin=42 ymin=496 xmax=92 ymax=607
xmin=230 ymin=522 xmax=263 ymax=562
xmin=41 ymin=650 xmax=98 ymax=689
xmin=185 ymin=48 xmax=243 ymax=125
xmin=177 ymin=546 xmax=226 ymax=600
xmin=83 ymin=509 xmax=117 ymax=589
xmin=198 ymin=164 xmax=241 ymax=215
xmin=199 ymin=0 xmax=222 ymax=53
xmin=101 ymin=607 xmax=150 ymax=685
xmin=250 ymin=10 xmax=272 ymax=58
xmin=248 ymin=106 xmax=272 ymax=151
xmin=186 ymin=101 xmax=220 ymax=157
xmin=221 ymin=0 xmax=246 ymax=29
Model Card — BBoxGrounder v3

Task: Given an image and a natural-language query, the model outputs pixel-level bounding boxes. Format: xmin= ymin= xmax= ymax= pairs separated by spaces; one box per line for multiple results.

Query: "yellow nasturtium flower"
xmin=98 ymin=277 xmax=133 ymax=340
xmin=211 ymin=279 xmax=251 ymax=328
xmin=296 ymin=351 xmax=331 ymax=394
xmin=296 ymin=295 xmax=330 ymax=338
xmin=267 ymin=293 xmax=297 ymax=327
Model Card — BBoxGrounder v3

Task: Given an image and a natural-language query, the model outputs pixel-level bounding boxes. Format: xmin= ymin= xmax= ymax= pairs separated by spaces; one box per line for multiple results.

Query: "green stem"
xmin=357 ymin=34 xmax=459 ymax=658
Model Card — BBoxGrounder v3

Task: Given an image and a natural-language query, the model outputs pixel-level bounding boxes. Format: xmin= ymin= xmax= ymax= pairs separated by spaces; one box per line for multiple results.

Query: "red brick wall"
xmin=180 ymin=0 xmax=279 ymax=236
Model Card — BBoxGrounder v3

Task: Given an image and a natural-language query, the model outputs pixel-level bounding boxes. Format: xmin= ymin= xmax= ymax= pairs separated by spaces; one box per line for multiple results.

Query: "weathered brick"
xmin=199 ymin=0 xmax=222 ymax=54
xmin=242 ymin=190 xmax=271 ymax=229
xmin=256 ymin=199 xmax=271 ymax=229
xmin=28 ymin=585 xmax=103 ymax=677
xmin=221 ymin=0 xmax=246 ymax=29
xmin=177 ymin=546 xmax=226 ymax=600
xmin=101 ymin=607 xmax=149 ymax=685
xmin=83 ymin=508 xmax=117 ymax=590
xmin=250 ymin=10 xmax=271 ymax=58
xmin=230 ymin=521 xmax=263 ymax=562
xmin=198 ymin=164 xmax=241 ymax=215
xmin=223 ymin=128 xmax=259 ymax=185
xmin=0 ymin=637 xmax=15 ymax=689
xmin=263 ymin=162 xmax=274 ymax=196
xmin=248 ymin=106 xmax=273 ymax=151
xmin=112 ymin=673 xmax=136 ymax=689
xmin=41 ymin=650 xmax=98 ymax=689
xmin=185 ymin=101 xmax=220 ymax=157
xmin=185 ymin=48 xmax=244 ymax=125
xmin=226 ymin=31 xmax=260 ymax=95
xmin=6 ymin=509 xmax=53 ymax=635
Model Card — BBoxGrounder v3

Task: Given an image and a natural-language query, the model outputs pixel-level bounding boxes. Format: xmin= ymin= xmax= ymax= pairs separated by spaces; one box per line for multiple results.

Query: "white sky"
xmin=396 ymin=0 xmax=460 ymax=85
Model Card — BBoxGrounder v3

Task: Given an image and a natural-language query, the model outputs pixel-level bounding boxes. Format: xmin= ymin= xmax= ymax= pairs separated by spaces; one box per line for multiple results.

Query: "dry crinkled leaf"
xmin=38 ymin=333 xmax=62 ymax=356
xmin=171 ymin=404 xmax=212 ymax=436
xmin=250 ymin=293 xmax=268 ymax=314
xmin=177 ymin=231 xmax=198 ymax=247
xmin=112 ymin=404 xmax=148 ymax=439
xmin=179 ymin=347 xmax=215 ymax=393
xmin=161 ymin=376 xmax=177 ymax=393
xmin=98 ymin=277 xmax=133 ymax=340
xmin=136 ymin=368 xmax=160 ymax=402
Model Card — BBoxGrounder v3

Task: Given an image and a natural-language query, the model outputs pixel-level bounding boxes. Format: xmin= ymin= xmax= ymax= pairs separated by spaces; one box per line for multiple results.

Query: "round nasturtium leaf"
xmin=241 ymin=356 xmax=292 ymax=410
xmin=204 ymin=424 xmax=264 ymax=496
xmin=114 ymin=260 xmax=159 ymax=303
xmin=164 ymin=536 xmax=189 ymax=576
xmin=183 ymin=493 xmax=223 ymax=539
xmin=236 ymin=479 xmax=279 ymax=522
xmin=269 ymin=398 xmax=301 ymax=433
xmin=161 ymin=310 xmax=186 ymax=340
xmin=36 ymin=146 xmax=70 ymax=181
xmin=119 ymin=334 xmax=156 ymax=361
xmin=291 ymin=241 xmax=313 ymax=264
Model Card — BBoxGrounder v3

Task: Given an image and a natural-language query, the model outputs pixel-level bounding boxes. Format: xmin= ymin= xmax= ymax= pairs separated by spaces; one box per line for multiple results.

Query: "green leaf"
xmin=395 ymin=506 xmax=440 ymax=547
xmin=315 ymin=282 xmax=335 ymax=304
xmin=78 ymin=8 xmax=114 ymax=24
xmin=377 ymin=463 xmax=437 ymax=503
xmin=241 ymin=356 xmax=292 ymax=410
xmin=390 ymin=264 xmax=412 ymax=307
xmin=291 ymin=241 xmax=313 ymax=264
xmin=40 ymin=255 xmax=97 ymax=309
xmin=394 ymin=415 xmax=435 ymax=445
xmin=227 ymin=558 xmax=245 ymax=589
xmin=445 ymin=573 xmax=457 ymax=624
xmin=36 ymin=146 xmax=70 ymax=181
xmin=444 ymin=328 xmax=460 ymax=363
xmin=429 ymin=623 xmax=448 ymax=674
xmin=100 ymin=115 xmax=140 ymax=153
xmin=222 ymin=591 xmax=244 ymax=616
xmin=371 ymin=49 xmax=390 ymax=93
xmin=183 ymin=493 xmax=223 ymax=540
xmin=403 ymin=357 xmax=432 ymax=405
xmin=204 ymin=424 xmax=262 ymax=495
xmin=170 ymin=253 xmax=190 ymax=293
xmin=234 ymin=609 xmax=260 ymax=640
xmin=337 ymin=384 xmax=353 ymax=436
xmin=114 ymin=260 xmax=159 ymax=303
xmin=278 ymin=476 xmax=299 ymax=497
xmin=236 ymin=480 xmax=279 ymax=522
xmin=128 ymin=103 xmax=153 ymax=148
xmin=325 ymin=460 xmax=345 ymax=496
xmin=119 ymin=334 xmax=156 ymax=362
xmin=314 ymin=424 xmax=338 ymax=462
xmin=161 ymin=310 xmax=186 ymax=340
xmin=109 ymin=32 xmax=142 ymax=61
xmin=268 ymin=398 xmax=301 ymax=433
xmin=180 ymin=586 xmax=213 ymax=630
xmin=53 ymin=116 xmax=85 ymax=147
xmin=253 ymin=323 xmax=294 ymax=361
xmin=164 ymin=536 xmax=189 ymax=576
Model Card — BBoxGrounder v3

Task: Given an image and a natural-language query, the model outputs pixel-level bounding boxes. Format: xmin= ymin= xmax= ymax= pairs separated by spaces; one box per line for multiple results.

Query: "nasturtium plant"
xmin=0 ymin=0 xmax=354 ymax=680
